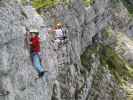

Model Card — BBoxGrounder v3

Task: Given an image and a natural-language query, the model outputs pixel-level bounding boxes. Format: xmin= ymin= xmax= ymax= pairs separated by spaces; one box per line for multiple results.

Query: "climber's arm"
xmin=24 ymin=32 xmax=32 ymax=48
xmin=48 ymin=27 xmax=56 ymax=33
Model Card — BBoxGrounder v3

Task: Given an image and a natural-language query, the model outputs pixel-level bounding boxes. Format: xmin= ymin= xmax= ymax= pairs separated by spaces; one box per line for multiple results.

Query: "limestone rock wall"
xmin=0 ymin=1 xmax=52 ymax=100
xmin=0 ymin=0 xmax=132 ymax=100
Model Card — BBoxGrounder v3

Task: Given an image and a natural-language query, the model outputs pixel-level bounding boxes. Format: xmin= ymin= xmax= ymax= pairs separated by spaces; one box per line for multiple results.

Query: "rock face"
xmin=0 ymin=0 xmax=132 ymax=100
xmin=0 ymin=1 xmax=52 ymax=100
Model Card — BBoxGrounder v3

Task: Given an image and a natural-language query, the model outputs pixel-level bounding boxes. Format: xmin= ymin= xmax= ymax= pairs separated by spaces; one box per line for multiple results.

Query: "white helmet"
xmin=29 ymin=29 xmax=38 ymax=33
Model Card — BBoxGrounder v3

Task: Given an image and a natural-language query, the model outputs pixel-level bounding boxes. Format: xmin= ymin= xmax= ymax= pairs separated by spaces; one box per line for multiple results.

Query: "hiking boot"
xmin=35 ymin=71 xmax=48 ymax=80
xmin=38 ymin=71 xmax=44 ymax=78
xmin=0 ymin=90 xmax=10 ymax=96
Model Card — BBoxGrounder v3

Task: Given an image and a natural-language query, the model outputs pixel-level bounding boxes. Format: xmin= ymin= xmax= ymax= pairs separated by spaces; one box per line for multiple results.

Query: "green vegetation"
xmin=20 ymin=0 xmax=96 ymax=11
xmin=111 ymin=0 xmax=120 ymax=4
xmin=31 ymin=0 xmax=70 ymax=10
xmin=80 ymin=45 xmax=99 ymax=72
xmin=81 ymin=43 xmax=133 ymax=85
xmin=20 ymin=0 xmax=95 ymax=11
xmin=99 ymin=45 xmax=133 ymax=85
xmin=112 ymin=0 xmax=133 ymax=17
xmin=121 ymin=0 xmax=133 ymax=17
xmin=21 ymin=0 xmax=95 ymax=9
xmin=21 ymin=0 xmax=70 ymax=10
xmin=102 ymin=26 xmax=113 ymax=39
xmin=83 ymin=0 xmax=94 ymax=7
xmin=32 ymin=0 xmax=59 ymax=10
xmin=21 ymin=0 xmax=29 ymax=5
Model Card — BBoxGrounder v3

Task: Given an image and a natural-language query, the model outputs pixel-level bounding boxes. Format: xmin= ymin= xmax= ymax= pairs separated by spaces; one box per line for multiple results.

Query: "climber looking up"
xmin=27 ymin=29 xmax=45 ymax=79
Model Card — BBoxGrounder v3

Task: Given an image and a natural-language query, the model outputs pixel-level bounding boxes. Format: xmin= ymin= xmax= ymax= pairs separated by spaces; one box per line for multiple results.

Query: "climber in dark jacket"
xmin=28 ymin=29 xmax=45 ymax=79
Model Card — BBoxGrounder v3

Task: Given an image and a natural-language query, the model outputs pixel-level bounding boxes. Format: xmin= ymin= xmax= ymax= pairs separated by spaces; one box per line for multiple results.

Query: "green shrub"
xmin=21 ymin=0 xmax=29 ymax=5
xmin=111 ymin=0 xmax=120 ymax=4
xmin=32 ymin=0 xmax=58 ymax=9
xmin=112 ymin=0 xmax=133 ymax=17
xmin=121 ymin=0 xmax=133 ymax=17
xmin=99 ymin=45 xmax=133 ymax=85
xmin=102 ymin=27 xmax=113 ymax=39
xmin=31 ymin=0 xmax=70 ymax=10
xmin=83 ymin=0 xmax=94 ymax=7
xmin=81 ymin=44 xmax=133 ymax=85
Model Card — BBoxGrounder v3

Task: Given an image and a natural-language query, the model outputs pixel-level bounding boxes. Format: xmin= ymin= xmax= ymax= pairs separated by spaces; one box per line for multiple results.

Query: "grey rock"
xmin=0 ymin=0 xmax=132 ymax=100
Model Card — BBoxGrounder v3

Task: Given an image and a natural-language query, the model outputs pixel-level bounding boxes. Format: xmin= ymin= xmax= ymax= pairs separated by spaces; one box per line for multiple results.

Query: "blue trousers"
xmin=31 ymin=52 xmax=44 ymax=74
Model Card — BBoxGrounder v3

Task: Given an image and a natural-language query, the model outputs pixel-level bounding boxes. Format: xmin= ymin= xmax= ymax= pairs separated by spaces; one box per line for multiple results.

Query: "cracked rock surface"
xmin=0 ymin=0 xmax=133 ymax=100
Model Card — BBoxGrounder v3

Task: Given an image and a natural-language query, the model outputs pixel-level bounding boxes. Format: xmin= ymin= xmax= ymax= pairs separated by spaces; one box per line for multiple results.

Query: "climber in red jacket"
xmin=28 ymin=29 xmax=45 ymax=79
xmin=30 ymin=32 xmax=41 ymax=53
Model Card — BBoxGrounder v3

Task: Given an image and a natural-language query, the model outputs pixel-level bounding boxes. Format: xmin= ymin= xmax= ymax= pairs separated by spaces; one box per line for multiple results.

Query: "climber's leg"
xmin=32 ymin=53 xmax=44 ymax=77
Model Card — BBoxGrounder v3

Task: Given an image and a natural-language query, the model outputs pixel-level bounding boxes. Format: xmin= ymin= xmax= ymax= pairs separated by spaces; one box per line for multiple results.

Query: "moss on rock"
xmin=121 ymin=0 xmax=133 ymax=17
xmin=99 ymin=44 xmax=133 ymax=85
xmin=102 ymin=26 xmax=113 ymax=39
xmin=21 ymin=0 xmax=29 ymax=5
xmin=112 ymin=0 xmax=133 ymax=17
xmin=83 ymin=0 xmax=94 ymax=7
xmin=80 ymin=46 xmax=96 ymax=72
xmin=81 ymin=43 xmax=133 ymax=85
xmin=32 ymin=0 xmax=58 ymax=10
